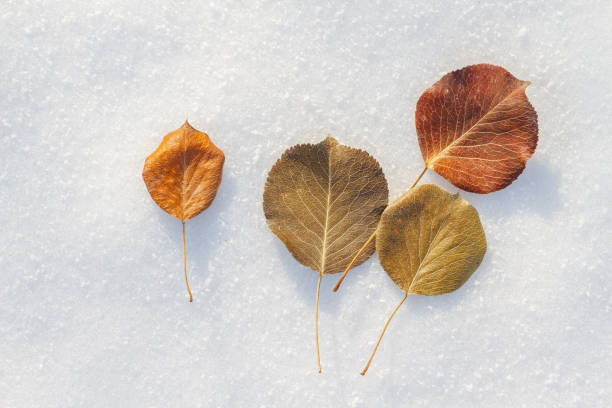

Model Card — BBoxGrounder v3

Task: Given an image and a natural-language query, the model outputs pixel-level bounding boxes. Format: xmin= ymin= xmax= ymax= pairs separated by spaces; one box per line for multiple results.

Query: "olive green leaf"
xmin=263 ymin=135 xmax=389 ymax=373
xmin=377 ymin=183 xmax=487 ymax=295
xmin=361 ymin=183 xmax=486 ymax=375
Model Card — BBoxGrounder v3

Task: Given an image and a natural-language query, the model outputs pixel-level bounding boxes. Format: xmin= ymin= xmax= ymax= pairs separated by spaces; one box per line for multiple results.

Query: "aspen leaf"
xmin=360 ymin=184 xmax=486 ymax=375
xmin=263 ymin=135 xmax=389 ymax=372
xmin=142 ymin=121 xmax=225 ymax=302
xmin=416 ymin=63 xmax=538 ymax=193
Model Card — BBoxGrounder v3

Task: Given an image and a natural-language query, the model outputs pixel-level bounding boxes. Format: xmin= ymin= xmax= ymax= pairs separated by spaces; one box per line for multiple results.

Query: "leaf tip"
xmin=321 ymin=135 xmax=339 ymax=149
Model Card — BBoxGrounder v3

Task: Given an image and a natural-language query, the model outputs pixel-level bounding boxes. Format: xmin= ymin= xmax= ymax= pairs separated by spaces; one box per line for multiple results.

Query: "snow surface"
xmin=1 ymin=0 xmax=611 ymax=406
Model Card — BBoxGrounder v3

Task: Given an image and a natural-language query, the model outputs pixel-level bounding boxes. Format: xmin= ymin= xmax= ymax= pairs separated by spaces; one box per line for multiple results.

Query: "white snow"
xmin=1 ymin=0 xmax=611 ymax=406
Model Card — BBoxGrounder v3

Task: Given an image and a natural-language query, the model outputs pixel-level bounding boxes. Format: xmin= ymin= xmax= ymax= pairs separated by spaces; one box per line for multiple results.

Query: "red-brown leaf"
xmin=415 ymin=64 xmax=538 ymax=193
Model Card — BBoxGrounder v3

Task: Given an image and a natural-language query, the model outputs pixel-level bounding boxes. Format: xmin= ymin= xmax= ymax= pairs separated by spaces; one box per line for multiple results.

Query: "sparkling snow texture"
xmin=1 ymin=1 xmax=611 ymax=406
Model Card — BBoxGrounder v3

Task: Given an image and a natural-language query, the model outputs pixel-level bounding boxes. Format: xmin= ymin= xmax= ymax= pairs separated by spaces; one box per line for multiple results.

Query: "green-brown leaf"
xmin=376 ymin=184 xmax=486 ymax=295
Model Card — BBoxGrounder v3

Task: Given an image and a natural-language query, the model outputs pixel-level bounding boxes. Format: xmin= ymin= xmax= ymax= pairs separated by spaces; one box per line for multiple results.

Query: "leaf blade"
xmin=263 ymin=136 xmax=389 ymax=275
xmin=376 ymin=184 xmax=486 ymax=295
xmin=142 ymin=121 xmax=225 ymax=221
xmin=416 ymin=64 xmax=538 ymax=193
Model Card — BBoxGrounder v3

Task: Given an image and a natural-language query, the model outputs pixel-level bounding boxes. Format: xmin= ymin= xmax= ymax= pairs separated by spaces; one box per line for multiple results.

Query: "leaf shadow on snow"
xmin=429 ymin=158 xmax=562 ymax=219
xmin=188 ymin=174 xmax=238 ymax=295
xmin=271 ymin=239 xmax=343 ymax=314
xmin=149 ymin=172 xmax=238 ymax=310
xmin=335 ymin=245 xmax=491 ymax=329
xmin=267 ymin=220 xmax=493 ymax=375
xmin=485 ymin=159 xmax=561 ymax=218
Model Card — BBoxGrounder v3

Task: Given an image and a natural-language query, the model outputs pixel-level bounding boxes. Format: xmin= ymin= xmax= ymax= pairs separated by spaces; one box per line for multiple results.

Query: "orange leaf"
xmin=415 ymin=64 xmax=538 ymax=193
xmin=142 ymin=121 xmax=225 ymax=221
xmin=142 ymin=121 xmax=225 ymax=302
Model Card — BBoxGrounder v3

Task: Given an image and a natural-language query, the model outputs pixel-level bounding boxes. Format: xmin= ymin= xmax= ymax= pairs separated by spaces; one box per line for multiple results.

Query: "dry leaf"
xmin=142 ymin=121 xmax=225 ymax=301
xmin=143 ymin=121 xmax=225 ymax=221
xmin=361 ymin=184 xmax=486 ymax=375
xmin=416 ymin=63 xmax=538 ymax=193
xmin=377 ymin=184 xmax=486 ymax=295
xmin=263 ymin=135 xmax=389 ymax=372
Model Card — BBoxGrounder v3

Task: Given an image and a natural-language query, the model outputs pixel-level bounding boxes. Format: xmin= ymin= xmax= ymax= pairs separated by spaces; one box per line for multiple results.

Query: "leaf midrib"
xmin=426 ymin=84 xmax=527 ymax=168
xmin=319 ymin=148 xmax=333 ymax=275
xmin=181 ymin=126 xmax=187 ymax=220
xmin=407 ymin=207 xmax=452 ymax=294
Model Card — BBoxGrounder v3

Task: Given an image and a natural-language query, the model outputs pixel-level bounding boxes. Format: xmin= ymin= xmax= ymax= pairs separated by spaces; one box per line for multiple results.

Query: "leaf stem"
xmin=333 ymin=167 xmax=428 ymax=292
xmin=333 ymin=230 xmax=376 ymax=292
xmin=315 ymin=273 xmax=322 ymax=373
xmin=361 ymin=292 xmax=408 ymax=376
xmin=410 ymin=167 xmax=428 ymax=189
xmin=183 ymin=221 xmax=193 ymax=302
